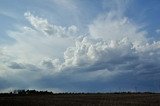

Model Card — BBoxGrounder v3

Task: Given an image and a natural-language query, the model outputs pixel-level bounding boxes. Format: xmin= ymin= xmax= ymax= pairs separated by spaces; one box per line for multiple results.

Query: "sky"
xmin=0 ymin=0 xmax=160 ymax=93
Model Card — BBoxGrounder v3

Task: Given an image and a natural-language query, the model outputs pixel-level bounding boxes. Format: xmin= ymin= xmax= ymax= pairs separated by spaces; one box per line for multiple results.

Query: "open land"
xmin=0 ymin=92 xmax=160 ymax=106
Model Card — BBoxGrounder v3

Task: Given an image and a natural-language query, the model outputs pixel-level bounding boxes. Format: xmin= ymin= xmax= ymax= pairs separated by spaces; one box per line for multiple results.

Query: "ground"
xmin=0 ymin=93 xmax=160 ymax=106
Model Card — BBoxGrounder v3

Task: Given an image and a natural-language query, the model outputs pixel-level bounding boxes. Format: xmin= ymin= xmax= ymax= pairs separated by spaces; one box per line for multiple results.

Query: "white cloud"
xmin=2 ymin=12 xmax=79 ymax=66
xmin=24 ymin=12 xmax=78 ymax=37
xmin=52 ymin=36 xmax=160 ymax=77
xmin=89 ymin=11 xmax=147 ymax=45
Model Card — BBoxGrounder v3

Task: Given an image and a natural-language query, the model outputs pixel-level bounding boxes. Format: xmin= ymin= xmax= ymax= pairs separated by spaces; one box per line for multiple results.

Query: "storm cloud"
xmin=0 ymin=0 xmax=160 ymax=92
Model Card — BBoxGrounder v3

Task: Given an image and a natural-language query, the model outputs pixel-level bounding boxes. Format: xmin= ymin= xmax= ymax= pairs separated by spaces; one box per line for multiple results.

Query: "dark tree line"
xmin=10 ymin=89 xmax=53 ymax=95
xmin=0 ymin=89 xmax=157 ymax=96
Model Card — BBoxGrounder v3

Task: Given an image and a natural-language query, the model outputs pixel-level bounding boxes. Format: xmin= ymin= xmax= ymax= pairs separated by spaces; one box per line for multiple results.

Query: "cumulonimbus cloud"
xmin=0 ymin=9 xmax=160 ymax=92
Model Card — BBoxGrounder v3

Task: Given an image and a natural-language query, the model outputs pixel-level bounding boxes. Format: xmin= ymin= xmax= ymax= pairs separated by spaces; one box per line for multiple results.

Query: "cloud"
xmin=89 ymin=0 xmax=147 ymax=46
xmin=24 ymin=12 xmax=78 ymax=37
xmin=8 ymin=62 xmax=25 ymax=69
xmin=53 ymin=37 xmax=160 ymax=78
xmin=3 ymin=12 xmax=78 ymax=66
xmin=1 ymin=7 xmax=160 ymax=92
xmin=89 ymin=12 xmax=147 ymax=45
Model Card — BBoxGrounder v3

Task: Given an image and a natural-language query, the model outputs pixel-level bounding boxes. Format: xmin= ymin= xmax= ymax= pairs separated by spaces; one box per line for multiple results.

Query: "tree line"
xmin=0 ymin=89 xmax=157 ymax=95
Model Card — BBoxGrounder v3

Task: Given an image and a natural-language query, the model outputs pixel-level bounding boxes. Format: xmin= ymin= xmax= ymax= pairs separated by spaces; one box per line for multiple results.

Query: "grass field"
xmin=0 ymin=93 xmax=160 ymax=106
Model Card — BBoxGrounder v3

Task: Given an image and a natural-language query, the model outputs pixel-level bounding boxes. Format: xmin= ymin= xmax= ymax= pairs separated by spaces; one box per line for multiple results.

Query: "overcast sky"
xmin=0 ymin=0 xmax=160 ymax=92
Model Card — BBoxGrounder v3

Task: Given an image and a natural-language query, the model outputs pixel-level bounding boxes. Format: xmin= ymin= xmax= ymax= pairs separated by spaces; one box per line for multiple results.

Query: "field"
xmin=0 ymin=93 xmax=160 ymax=106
